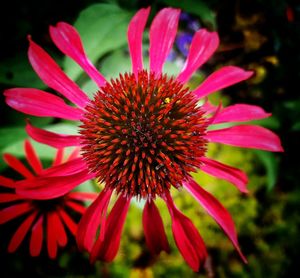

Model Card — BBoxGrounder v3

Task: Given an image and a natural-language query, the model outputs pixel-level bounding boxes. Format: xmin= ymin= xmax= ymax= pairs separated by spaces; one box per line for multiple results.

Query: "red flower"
xmin=3 ymin=7 xmax=283 ymax=271
xmin=0 ymin=140 xmax=96 ymax=258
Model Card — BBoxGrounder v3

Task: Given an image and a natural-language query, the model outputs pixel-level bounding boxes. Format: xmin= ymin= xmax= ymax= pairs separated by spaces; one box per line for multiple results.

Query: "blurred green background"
xmin=0 ymin=0 xmax=299 ymax=277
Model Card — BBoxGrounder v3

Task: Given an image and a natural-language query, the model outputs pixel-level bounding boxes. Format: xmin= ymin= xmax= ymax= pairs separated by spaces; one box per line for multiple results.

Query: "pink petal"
xmin=67 ymin=147 xmax=81 ymax=161
xmin=50 ymin=22 xmax=106 ymax=88
xmin=42 ymin=157 xmax=87 ymax=177
xmin=0 ymin=193 xmax=24 ymax=203
xmin=24 ymin=139 xmax=43 ymax=174
xmin=149 ymin=8 xmax=180 ymax=75
xmin=47 ymin=212 xmax=58 ymax=259
xmin=164 ymin=192 xmax=207 ymax=272
xmin=206 ymin=125 xmax=284 ymax=152
xmin=90 ymin=195 xmax=131 ymax=263
xmin=58 ymin=208 xmax=77 ymax=236
xmin=52 ymin=148 xmax=64 ymax=166
xmin=193 ymin=66 xmax=253 ymax=99
xmin=213 ymin=104 xmax=271 ymax=124
xmin=127 ymin=7 xmax=150 ymax=78
xmin=183 ymin=179 xmax=247 ymax=263
xmin=8 ymin=211 xmax=37 ymax=253
xmin=200 ymin=157 xmax=249 ymax=193
xmin=201 ymin=99 xmax=218 ymax=114
xmin=0 ymin=176 xmax=15 ymax=188
xmin=142 ymin=200 xmax=170 ymax=255
xmin=4 ymin=88 xmax=83 ymax=121
xmin=68 ymin=192 xmax=97 ymax=201
xmin=3 ymin=153 xmax=34 ymax=179
xmin=26 ymin=121 xmax=80 ymax=148
xmin=66 ymin=200 xmax=85 ymax=214
xmin=28 ymin=37 xmax=89 ymax=108
xmin=16 ymin=170 xmax=94 ymax=200
xmin=177 ymin=29 xmax=219 ymax=84
xmin=50 ymin=212 xmax=68 ymax=247
xmin=205 ymin=102 xmax=222 ymax=126
xmin=0 ymin=202 xmax=33 ymax=224
xmin=30 ymin=215 xmax=44 ymax=256
xmin=76 ymin=189 xmax=112 ymax=252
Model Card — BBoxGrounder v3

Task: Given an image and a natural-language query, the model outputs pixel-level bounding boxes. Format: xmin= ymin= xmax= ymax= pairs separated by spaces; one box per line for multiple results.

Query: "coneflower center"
xmin=80 ymin=71 xmax=207 ymax=199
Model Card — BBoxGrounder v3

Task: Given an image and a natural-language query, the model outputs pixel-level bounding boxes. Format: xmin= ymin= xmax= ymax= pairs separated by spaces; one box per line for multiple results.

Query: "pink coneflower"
xmin=0 ymin=140 xmax=96 ymax=258
xmin=4 ymin=7 xmax=283 ymax=271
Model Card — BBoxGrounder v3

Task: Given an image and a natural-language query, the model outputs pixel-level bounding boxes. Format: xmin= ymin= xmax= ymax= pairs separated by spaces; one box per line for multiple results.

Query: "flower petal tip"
xmin=238 ymin=249 xmax=248 ymax=264
xmin=278 ymin=145 xmax=284 ymax=152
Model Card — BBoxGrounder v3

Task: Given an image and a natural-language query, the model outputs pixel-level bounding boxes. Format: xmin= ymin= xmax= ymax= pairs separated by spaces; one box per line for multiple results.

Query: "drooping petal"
xmin=164 ymin=192 xmax=207 ymax=272
xmin=68 ymin=192 xmax=97 ymax=201
xmin=201 ymin=98 xmax=218 ymax=114
xmin=58 ymin=208 xmax=77 ymax=236
xmin=47 ymin=212 xmax=58 ymax=259
xmin=42 ymin=157 xmax=87 ymax=177
xmin=0 ymin=176 xmax=15 ymax=188
xmin=206 ymin=125 xmax=284 ymax=152
xmin=142 ymin=200 xmax=170 ymax=255
xmin=200 ymin=157 xmax=248 ymax=193
xmin=50 ymin=212 xmax=68 ymax=247
xmin=212 ymin=104 xmax=271 ymax=124
xmin=26 ymin=121 xmax=80 ymax=148
xmin=177 ymin=29 xmax=219 ymax=84
xmin=3 ymin=153 xmax=34 ymax=179
xmin=127 ymin=7 xmax=150 ymax=77
xmin=8 ymin=211 xmax=37 ymax=253
xmin=0 ymin=202 xmax=33 ymax=224
xmin=28 ymin=37 xmax=89 ymax=108
xmin=67 ymin=147 xmax=81 ymax=161
xmin=193 ymin=66 xmax=253 ymax=99
xmin=205 ymin=102 xmax=222 ymax=126
xmin=30 ymin=215 xmax=43 ymax=256
xmin=50 ymin=22 xmax=107 ymax=88
xmin=183 ymin=179 xmax=247 ymax=263
xmin=0 ymin=193 xmax=24 ymax=203
xmin=90 ymin=195 xmax=131 ymax=263
xmin=149 ymin=8 xmax=180 ymax=75
xmin=52 ymin=148 xmax=64 ymax=166
xmin=24 ymin=140 xmax=43 ymax=174
xmin=4 ymin=88 xmax=83 ymax=121
xmin=16 ymin=170 xmax=94 ymax=199
xmin=76 ymin=189 xmax=112 ymax=252
xmin=66 ymin=200 xmax=85 ymax=214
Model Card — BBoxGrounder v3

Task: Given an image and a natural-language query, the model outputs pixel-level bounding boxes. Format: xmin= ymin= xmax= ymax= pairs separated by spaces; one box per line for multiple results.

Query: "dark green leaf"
xmin=254 ymin=150 xmax=279 ymax=191
xmin=0 ymin=54 xmax=45 ymax=88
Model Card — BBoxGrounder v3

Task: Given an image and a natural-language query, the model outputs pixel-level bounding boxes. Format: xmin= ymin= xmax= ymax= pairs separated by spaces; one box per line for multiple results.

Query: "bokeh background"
xmin=0 ymin=0 xmax=299 ymax=277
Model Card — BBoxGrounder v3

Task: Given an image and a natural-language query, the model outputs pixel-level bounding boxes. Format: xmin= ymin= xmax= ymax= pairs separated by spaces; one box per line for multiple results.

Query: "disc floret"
xmin=80 ymin=71 xmax=207 ymax=198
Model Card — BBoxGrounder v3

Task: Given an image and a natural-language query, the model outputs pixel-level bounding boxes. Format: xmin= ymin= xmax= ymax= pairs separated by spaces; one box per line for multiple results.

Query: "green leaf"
xmin=163 ymin=60 xmax=181 ymax=77
xmin=160 ymin=0 xmax=217 ymax=29
xmin=100 ymin=50 xmax=131 ymax=79
xmin=292 ymin=121 xmax=300 ymax=131
xmin=63 ymin=3 xmax=133 ymax=82
xmin=0 ymin=127 xmax=28 ymax=171
xmin=75 ymin=180 xmax=97 ymax=194
xmin=0 ymin=54 xmax=45 ymax=88
xmin=0 ymin=127 xmax=27 ymax=151
xmin=4 ymin=109 xmax=53 ymax=127
xmin=254 ymin=150 xmax=279 ymax=191
xmin=249 ymin=116 xmax=280 ymax=130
